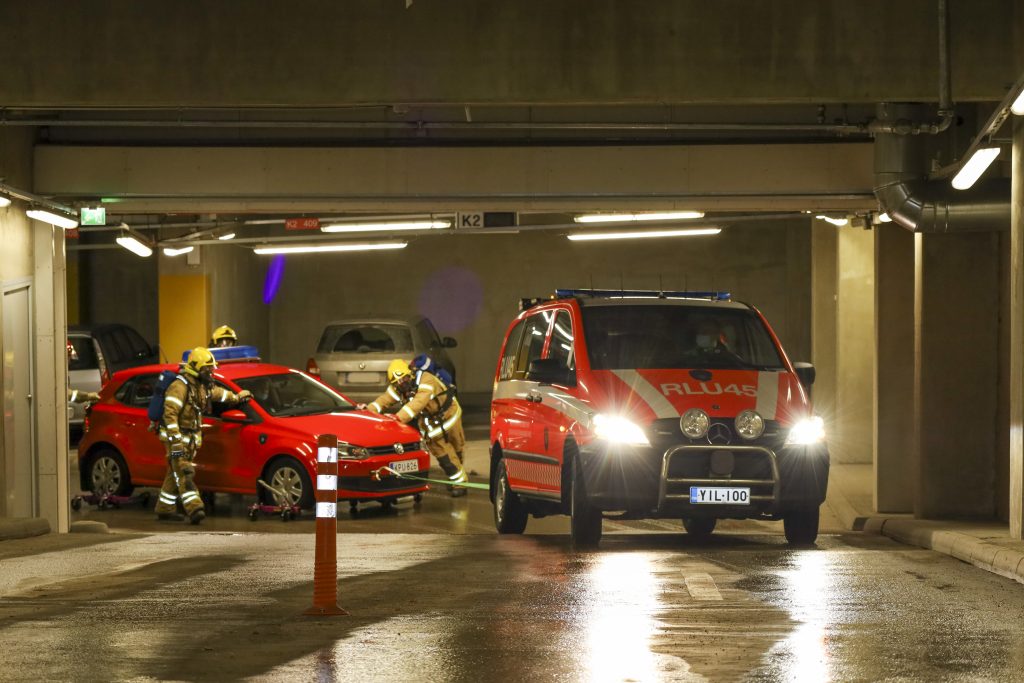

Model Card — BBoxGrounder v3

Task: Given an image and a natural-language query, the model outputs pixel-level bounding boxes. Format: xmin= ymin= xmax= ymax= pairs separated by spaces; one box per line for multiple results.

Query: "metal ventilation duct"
xmin=873 ymin=102 xmax=1010 ymax=233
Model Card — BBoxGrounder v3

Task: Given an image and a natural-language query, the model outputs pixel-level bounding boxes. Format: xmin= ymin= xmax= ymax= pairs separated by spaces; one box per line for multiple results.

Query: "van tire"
xmin=683 ymin=517 xmax=717 ymax=539
xmin=569 ymin=457 xmax=602 ymax=549
xmin=783 ymin=506 xmax=820 ymax=545
xmin=493 ymin=458 xmax=528 ymax=534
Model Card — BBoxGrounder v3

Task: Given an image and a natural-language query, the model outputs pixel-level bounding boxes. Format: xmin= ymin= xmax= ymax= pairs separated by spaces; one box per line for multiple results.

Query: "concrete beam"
xmin=34 ymin=143 xmax=876 ymax=213
xmin=0 ymin=1 xmax=1016 ymax=107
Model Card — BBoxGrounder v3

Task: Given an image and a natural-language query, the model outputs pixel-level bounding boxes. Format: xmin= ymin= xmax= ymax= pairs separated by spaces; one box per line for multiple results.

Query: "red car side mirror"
xmin=221 ymin=409 xmax=249 ymax=424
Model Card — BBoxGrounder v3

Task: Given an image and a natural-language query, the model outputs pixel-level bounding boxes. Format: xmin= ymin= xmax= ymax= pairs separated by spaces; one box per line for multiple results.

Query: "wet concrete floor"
xmin=2 ymin=529 xmax=1023 ymax=682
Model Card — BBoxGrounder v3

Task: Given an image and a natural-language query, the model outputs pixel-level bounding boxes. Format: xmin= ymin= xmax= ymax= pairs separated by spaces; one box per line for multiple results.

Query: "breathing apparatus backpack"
xmin=147 ymin=369 xmax=183 ymax=428
xmin=410 ymin=354 xmax=457 ymax=413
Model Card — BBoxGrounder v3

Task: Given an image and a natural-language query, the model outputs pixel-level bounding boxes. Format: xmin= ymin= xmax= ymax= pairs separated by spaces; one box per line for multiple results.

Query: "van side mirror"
xmin=442 ymin=336 xmax=458 ymax=349
xmin=793 ymin=362 xmax=816 ymax=387
xmin=527 ymin=358 xmax=575 ymax=386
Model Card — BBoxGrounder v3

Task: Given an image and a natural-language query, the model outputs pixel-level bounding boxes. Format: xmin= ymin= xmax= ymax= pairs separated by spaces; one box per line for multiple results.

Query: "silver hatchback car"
xmin=309 ymin=317 xmax=457 ymax=404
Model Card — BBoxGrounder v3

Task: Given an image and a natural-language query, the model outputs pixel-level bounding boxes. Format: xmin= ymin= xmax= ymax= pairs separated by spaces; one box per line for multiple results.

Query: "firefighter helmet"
xmin=387 ymin=359 xmax=412 ymax=384
xmin=210 ymin=325 xmax=238 ymax=347
xmin=184 ymin=347 xmax=218 ymax=378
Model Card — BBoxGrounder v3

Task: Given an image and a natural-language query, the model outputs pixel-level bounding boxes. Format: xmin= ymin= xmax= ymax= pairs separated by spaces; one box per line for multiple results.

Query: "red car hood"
xmin=588 ymin=368 xmax=809 ymax=426
xmin=269 ymin=410 xmax=420 ymax=447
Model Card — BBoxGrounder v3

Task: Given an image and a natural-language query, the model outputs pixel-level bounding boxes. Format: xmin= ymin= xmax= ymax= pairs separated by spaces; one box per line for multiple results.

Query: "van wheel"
xmin=88 ymin=448 xmax=133 ymax=497
xmin=569 ymin=458 xmax=602 ymax=549
xmin=783 ymin=507 xmax=820 ymax=545
xmin=493 ymin=458 xmax=528 ymax=534
xmin=683 ymin=517 xmax=717 ymax=539
xmin=262 ymin=459 xmax=314 ymax=510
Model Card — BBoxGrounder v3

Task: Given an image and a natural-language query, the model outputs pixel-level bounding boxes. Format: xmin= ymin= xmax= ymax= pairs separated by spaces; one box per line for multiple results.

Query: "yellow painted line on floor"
xmin=685 ymin=572 xmax=723 ymax=601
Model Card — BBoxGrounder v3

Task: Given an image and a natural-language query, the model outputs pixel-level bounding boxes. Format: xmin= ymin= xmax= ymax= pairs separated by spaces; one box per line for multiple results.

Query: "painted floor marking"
xmin=685 ymin=572 xmax=723 ymax=601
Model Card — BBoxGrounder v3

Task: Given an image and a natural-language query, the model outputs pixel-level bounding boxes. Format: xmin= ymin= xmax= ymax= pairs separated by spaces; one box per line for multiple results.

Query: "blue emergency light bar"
xmin=181 ymin=345 xmax=262 ymax=363
xmin=554 ymin=288 xmax=731 ymax=301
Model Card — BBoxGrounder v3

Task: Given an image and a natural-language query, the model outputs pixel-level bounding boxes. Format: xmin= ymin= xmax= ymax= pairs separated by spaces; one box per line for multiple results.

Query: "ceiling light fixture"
xmin=163 ymin=246 xmax=194 ymax=257
xmin=951 ymin=147 xmax=1001 ymax=190
xmin=573 ymin=211 xmax=705 ymax=224
xmin=253 ymin=242 xmax=408 ymax=255
xmin=567 ymin=227 xmax=721 ymax=242
xmin=877 ymin=212 xmax=892 ymax=223
xmin=0 ymin=196 xmax=11 ymax=208
xmin=217 ymin=232 xmax=236 ymax=241
xmin=815 ymin=214 xmax=849 ymax=227
xmin=321 ymin=220 xmax=450 ymax=234
xmin=115 ymin=224 xmax=153 ymax=258
xmin=1012 ymin=87 xmax=1024 ymax=116
xmin=26 ymin=208 xmax=78 ymax=229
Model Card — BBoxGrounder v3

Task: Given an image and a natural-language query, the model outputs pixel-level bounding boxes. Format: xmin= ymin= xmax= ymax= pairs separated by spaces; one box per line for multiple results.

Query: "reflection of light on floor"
xmin=778 ymin=552 xmax=832 ymax=682
xmin=583 ymin=554 xmax=661 ymax=683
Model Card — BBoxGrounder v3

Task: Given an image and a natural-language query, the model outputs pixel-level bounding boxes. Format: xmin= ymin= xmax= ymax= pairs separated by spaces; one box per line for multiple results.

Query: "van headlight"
xmin=680 ymin=408 xmax=710 ymax=439
xmin=735 ymin=410 xmax=764 ymax=440
xmin=786 ymin=416 xmax=826 ymax=445
xmin=592 ymin=414 xmax=650 ymax=446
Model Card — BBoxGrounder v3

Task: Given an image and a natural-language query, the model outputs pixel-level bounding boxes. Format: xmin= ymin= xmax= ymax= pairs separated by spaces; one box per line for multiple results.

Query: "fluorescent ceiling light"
xmin=0 ymin=196 xmax=10 ymax=208
xmin=217 ymin=232 xmax=236 ymax=241
xmin=951 ymin=147 xmax=1001 ymax=190
xmin=574 ymin=211 xmax=704 ymax=224
xmin=26 ymin=208 xmax=78 ymax=229
xmin=567 ymin=227 xmax=721 ymax=242
xmin=815 ymin=214 xmax=849 ymax=227
xmin=163 ymin=246 xmax=194 ymax=257
xmin=253 ymin=242 xmax=408 ymax=255
xmin=877 ymin=212 xmax=892 ymax=223
xmin=1012 ymin=87 xmax=1024 ymax=115
xmin=116 ymin=224 xmax=153 ymax=258
xmin=321 ymin=220 xmax=450 ymax=234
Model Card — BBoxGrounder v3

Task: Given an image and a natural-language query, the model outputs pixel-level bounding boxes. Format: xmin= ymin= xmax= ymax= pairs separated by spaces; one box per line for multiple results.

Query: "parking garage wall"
xmin=78 ymin=246 xmax=159 ymax=351
xmin=265 ymin=219 xmax=813 ymax=399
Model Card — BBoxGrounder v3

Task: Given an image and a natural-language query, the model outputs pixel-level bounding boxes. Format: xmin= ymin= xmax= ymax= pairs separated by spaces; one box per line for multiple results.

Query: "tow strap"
xmin=373 ymin=466 xmax=491 ymax=491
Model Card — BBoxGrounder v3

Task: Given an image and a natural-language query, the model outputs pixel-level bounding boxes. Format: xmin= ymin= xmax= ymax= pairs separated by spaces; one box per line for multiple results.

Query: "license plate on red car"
xmin=391 ymin=459 xmax=418 ymax=474
xmin=689 ymin=486 xmax=750 ymax=504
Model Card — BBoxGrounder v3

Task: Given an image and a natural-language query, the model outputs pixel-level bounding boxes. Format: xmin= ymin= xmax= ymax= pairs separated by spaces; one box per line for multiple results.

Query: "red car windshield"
xmin=582 ymin=305 xmax=785 ymax=371
xmin=234 ymin=371 xmax=354 ymax=417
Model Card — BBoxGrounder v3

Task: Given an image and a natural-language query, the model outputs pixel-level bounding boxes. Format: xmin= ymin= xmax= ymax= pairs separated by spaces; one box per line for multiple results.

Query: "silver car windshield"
xmin=235 ymin=371 xmax=354 ymax=417
xmin=317 ymin=323 xmax=414 ymax=354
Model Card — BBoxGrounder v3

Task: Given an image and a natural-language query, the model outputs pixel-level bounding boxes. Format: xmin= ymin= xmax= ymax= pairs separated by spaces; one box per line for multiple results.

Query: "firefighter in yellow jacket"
xmin=366 ymin=359 xmax=468 ymax=497
xmin=155 ymin=347 xmax=251 ymax=523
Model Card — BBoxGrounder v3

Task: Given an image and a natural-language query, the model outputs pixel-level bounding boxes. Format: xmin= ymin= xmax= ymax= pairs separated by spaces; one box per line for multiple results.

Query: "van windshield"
xmin=582 ymin=305 xmax=785 ymax=371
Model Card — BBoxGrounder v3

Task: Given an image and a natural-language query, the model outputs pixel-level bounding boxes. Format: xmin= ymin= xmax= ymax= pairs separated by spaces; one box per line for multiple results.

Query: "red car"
xmin=77 ymin=360 xmax=430 ymax=511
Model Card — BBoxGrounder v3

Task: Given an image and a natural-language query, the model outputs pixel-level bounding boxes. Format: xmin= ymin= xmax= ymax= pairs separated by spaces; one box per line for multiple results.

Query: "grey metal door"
xmin=2 ymin=285 xmax=34 ymax=518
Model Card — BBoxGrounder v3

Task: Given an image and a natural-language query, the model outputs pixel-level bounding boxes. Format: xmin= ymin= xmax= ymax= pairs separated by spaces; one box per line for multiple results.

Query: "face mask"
xmin=199 ymin=367 xmax=214 ymax=386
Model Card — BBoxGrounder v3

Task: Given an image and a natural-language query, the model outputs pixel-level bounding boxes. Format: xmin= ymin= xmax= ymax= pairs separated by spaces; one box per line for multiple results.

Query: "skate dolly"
xmin=248 ymin=479 xmax=303 ymax=522
xmin=71 ymin=490 xmax=151 ymax=511
xmin=345 ymin=467 xmax=426 ymax=516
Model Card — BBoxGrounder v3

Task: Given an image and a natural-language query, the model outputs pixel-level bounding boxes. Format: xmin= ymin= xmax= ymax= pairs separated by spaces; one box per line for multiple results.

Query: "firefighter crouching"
xmin=155 ymin=347 xmax=251 ymax=523
xmin=366 ymin=359 xmax=468 ymax=497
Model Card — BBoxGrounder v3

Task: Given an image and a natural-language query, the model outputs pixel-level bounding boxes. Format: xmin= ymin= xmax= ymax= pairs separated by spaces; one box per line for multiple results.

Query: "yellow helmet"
xmin=184 ymin=347 xmax=218 ymax=377
xmin=210 ymin=325 xmax=238 ymax=347
xmin=387 ymin=359 xmax=411 ymax=384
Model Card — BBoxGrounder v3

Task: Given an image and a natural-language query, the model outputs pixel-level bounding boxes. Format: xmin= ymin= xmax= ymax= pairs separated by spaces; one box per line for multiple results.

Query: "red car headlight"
xmin=339 ymin=444 xmax=370 ymax=460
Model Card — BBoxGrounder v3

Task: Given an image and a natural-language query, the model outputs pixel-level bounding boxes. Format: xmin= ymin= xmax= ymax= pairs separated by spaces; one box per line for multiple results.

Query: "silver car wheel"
xmin=91 ymin=455 xmax=122 ymax=494
xmin=270 ymin=466 xmax=304 ymax=506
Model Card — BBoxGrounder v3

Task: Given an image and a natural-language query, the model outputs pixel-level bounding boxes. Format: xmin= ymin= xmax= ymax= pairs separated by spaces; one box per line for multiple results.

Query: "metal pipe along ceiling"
xmin=873 ymin=102 xmax=1010 ymax=233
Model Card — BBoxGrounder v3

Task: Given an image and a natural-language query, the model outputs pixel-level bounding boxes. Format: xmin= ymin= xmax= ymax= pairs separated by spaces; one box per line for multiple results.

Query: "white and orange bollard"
xmin=304 ymin=433 xmax=348 ymax=616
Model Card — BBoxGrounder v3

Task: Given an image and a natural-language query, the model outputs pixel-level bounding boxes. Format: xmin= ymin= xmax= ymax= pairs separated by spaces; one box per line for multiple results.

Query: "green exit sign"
xmin=80 ymin=207 xmax=106 ymax=226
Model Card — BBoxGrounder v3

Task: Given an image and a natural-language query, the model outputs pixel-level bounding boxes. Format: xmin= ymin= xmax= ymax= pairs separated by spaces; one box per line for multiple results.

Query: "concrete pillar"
xmin=811 ymin=224 xmax=838 ymax=427
xmin=915 ymin=232 xmax=999 ymax=518
xmin=33 ymin=224 xmax=69 ymax=533
xmin=874 ymin=223 xmax=915 ymax=513
xmin=1011 ymin=116 xmax=1024 ymax=539
xmin=834 ymin=225 xmax=875 ymax=464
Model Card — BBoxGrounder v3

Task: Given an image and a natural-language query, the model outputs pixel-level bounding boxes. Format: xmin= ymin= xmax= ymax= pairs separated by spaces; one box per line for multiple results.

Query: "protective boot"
xmin=189 ymin=509 xmax=206 ymax=525
xmin=436 ymin=455 xmax=468 ymax=498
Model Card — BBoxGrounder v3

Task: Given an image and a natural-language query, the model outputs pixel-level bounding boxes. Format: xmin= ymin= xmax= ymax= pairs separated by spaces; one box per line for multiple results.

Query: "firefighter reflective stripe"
xmin=369 ymin=401 xmax=382 ymax=413
xmin=756 ymin=371 xmax=779 ymax=420
xmin=425 ymin=404 xmax=462 ymax=440
xmin=70 ymin=389 xmax=79 ymax=402
xmin=611 ymin=369 xmax=679 ymax=419
xmin=387 ymin=386 xmax=401 ymax=401
xmin=181 ymin=491 xmax=201 ymax=504
xmin=418 ymin=383 xmax=435 ymax=398
xmin=165 ymin=395 xmax=183 ymax=408
xmin=159 ymin=492 xmax=177 ymax=505
xmin=400 ymin=404 xmax=417 ymax=420
xmin=165 ymin=423 xmax=179 ymax=430
xmin=449 ymin=468 xmax=468 ymax=482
